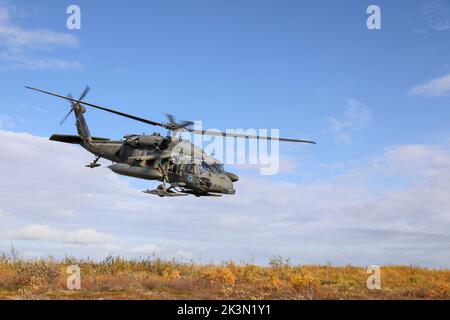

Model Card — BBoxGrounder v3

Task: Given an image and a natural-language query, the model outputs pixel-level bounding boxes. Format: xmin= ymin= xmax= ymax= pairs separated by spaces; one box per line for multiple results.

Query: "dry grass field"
xmin=0 ymin=250 xmax=448 ymax=300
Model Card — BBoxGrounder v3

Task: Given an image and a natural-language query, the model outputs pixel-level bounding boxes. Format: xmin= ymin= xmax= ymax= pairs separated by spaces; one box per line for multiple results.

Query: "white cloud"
xmin=419 ymin=0 xmax=450 ymax=31
xmin=0 ymin=129 xmax=449 ymax=267
xmin=0 ymin=50 xmax=82 ymax=71
xmin=0 ymin=6 xmax=9 ymax=24
xmin=65 ymin=229 xmax=116 ymax=245
xmin=10 ymin=225 xmax=65 ymax=242
xmin=383 ymin=144 xmax=450 ymax=178
xmin=0 ymin=4 xmax=81 ymax=71
xmin=0 ymin=114 xmax=14 ymax=129
xmin=231 ymin=153 xmax=300 ymax=175
xmin=171 ymin=250 xmax=194 ymax=260
xmin=0 ymin=25 xmax=79 ymax=49
xmin=328 ymin=98 xmax=372 ymax=143
xmin=0 ymin=208 xmax=10 ymax=217
xmin=7 ymin=224 xmax=116 ymax=246
xmin=48 ymin=208 xmax=75 ymax=218
xmin=131 ymin=244 xmax=161 ymax=255
xmin=409 ymin=74 xmax=450 ymax=97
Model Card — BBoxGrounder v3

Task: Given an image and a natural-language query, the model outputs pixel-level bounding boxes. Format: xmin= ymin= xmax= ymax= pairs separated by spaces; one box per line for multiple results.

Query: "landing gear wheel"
xmin=86 ymin=156 xmax=101 ymax=168
xmin=157 ymin=184 xmax=166 ymax=197
xmin=143 ymin=183 xmax=188 ymax=197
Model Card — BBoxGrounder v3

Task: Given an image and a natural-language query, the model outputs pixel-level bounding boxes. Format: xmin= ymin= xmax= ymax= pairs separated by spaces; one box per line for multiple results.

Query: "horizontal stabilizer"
xmin=49 ymin=134 xmax=110 ymax=144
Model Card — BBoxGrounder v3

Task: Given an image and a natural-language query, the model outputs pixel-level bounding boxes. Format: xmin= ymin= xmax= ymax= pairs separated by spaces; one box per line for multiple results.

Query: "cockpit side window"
xmin=185 ymin=164 xmax=194 ymax=173
xmin=200 ymin=161 xmax=211 ymax=174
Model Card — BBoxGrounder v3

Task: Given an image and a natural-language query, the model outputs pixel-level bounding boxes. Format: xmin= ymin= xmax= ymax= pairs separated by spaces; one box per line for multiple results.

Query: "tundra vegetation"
xmin=0 ymin=249 xmax=448 ymax=300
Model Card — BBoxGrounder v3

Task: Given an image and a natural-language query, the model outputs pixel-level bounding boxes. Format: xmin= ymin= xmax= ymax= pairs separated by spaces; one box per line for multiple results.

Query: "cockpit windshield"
xmin=200 ymin=161 xmax=224 ymax=174
xmin=212 ymin=164 xmax=225 ymax=173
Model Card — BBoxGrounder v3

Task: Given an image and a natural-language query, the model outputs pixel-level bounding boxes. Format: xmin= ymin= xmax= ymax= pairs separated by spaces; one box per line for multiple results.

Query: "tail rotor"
xmin=59 ymin=86 xmax=90 ymax=126
xmin=164 ymin=113 xmax=194 ymax=132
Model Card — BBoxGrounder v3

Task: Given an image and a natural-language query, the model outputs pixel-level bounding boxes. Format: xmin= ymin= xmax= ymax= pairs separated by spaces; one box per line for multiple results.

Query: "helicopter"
xmin=25 ymin=86 xmax=316 ymax=197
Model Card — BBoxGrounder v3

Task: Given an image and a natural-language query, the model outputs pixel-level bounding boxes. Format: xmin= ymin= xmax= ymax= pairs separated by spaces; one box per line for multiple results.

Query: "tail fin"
xmin=73 ymin=103 xmax=91 ymax=143
xmin=25 ymin=86 xmax=93 ymax=144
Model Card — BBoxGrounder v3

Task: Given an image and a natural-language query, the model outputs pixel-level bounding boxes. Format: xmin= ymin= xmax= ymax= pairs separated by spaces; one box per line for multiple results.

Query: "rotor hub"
xmin=75 ymin=104 xmax=86 ymax=113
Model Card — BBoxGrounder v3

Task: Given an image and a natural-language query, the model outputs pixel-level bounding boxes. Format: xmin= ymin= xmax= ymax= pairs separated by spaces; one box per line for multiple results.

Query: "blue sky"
xmin=0 ymin=0 xmax=450 ymax=267
xmin=3 ymin=1 xmax=450 ymax=149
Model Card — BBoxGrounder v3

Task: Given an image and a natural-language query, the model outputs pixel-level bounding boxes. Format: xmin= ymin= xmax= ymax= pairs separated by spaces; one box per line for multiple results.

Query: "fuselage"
xmin=81 ymin=134 xmax=236 ymax=195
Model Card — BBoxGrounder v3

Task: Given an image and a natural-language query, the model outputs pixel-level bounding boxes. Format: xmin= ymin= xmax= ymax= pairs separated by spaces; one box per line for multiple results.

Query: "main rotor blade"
xmin=185 ymin=128 xmax=316 ymax=144
xmin=25 ymin=86 xmax=316 ymax=144
xmin=179 ymin=120 xmax=195 ymax=128
xmin=25 ymin=86 xmax=164 ymax=127
xmin=79 ymin=86 xmax=90 ymax=101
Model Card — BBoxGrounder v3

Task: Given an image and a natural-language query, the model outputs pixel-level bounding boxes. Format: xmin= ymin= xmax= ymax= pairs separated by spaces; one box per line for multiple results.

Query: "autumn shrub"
xmin=262 ymin=274 xmax=284 ymax=293
xmin=290 ymin=272 xmax=319 ymax=299
xmin=202 ymin=266 xmax=236 ymax=288
xmin=162 ymin=268 xmax=181 ymax=281
xmin=0 ymin=249 xmax=448 ymax=300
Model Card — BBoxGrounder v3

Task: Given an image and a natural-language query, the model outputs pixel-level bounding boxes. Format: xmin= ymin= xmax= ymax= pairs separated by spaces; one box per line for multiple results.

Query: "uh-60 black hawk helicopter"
xmin=26 ymin=86 xmax=316 ymax=197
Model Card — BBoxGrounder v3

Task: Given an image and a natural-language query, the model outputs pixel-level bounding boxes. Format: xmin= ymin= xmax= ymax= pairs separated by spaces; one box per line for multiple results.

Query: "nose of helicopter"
xmin=222 ymin=186 xmax=236 ymax=195
xmin=209 ymin=174 xmax=235 ymax=195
